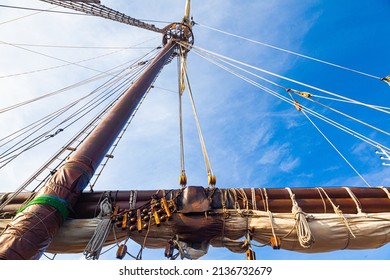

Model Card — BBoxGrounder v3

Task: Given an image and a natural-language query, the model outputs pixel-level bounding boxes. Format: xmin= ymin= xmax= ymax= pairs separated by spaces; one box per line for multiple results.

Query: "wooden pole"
xmin=0 ymin=40 xmax=177 ymax=260
xmin=2 ymin=187 xmax=390 ymax=220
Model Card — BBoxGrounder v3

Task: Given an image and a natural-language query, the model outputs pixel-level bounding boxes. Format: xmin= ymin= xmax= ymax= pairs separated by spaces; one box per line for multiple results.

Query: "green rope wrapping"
xmin=17 ymin=195 xmax=69 ymax=220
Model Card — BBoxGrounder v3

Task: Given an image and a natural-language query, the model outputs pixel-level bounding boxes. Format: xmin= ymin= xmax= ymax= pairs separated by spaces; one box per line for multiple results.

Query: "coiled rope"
xmin=83 ymin=197 xmax=113 ymax=260
xmin=286 ymin=188 xmax=314 ymax=248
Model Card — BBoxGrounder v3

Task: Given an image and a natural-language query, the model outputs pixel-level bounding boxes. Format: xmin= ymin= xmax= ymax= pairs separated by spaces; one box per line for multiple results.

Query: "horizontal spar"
xmin=2 ymin=186 xmax=390 ymax=218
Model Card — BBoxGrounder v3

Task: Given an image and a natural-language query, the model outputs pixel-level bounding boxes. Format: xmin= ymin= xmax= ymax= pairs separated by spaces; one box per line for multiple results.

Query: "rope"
xmin=286 ymin=188 xmax=314 ymax=248
xmin=318 ymin=187 xmax=356 ymax=238
xmin=379 ymin=186 xmax=390 ymax=199
xmin=0 ymin=4 xmax=58 ymax=25
xmin=187 ymin=43 xmax=390 ymax=152
xmin=342 ymin=187 xmax=363 ymax=214
xmin=316 ymin=187 xmax=328 ymax=213
xmin=288 ymin=89 xmax=390 ymax=137
xmin=188 ymin=41 xmax=390 ymax=115
xmin=251 ymin=188 xmax=257 ymax=210
xmin=181 ymin=53 xmax=216 ymax=186
xmin=189 ymin=43 xmax=390 ymax=116
xmin=88 ymin=59 xmax=158 ymax=189
xmin=196 ymin=22 xmax=382 ymax=80
xmin=83 ymin=197 xmax=113 ymax=260
xmin=301 ymin=110 xmax=371 ymax=187
xmin=302 ymin=93 xmax=390 ymax=113
xmin=238 ymin=188 xmax=249 ymax=211
xmin=231 ymin=188 xmax=240 ymax=212
xmin=129 ymin=191 xmax=137 ymax=209
xmin=0 ymin=40 xmax=112 ymax=75
xmin=0 ymin=4 xmax=86 ymax=16
xmin=0 ymin=42 xmax=155 ymax=50
xmin=263 ymin=188 xmax=280 ymax=248
xmin=0 ymin=52 xmax=155 ymax=208
xmin=0 ymin=36 xmax=159 ymax=80
xmin=0 ymin=50 xmax=159 ymax=170
xmin=40 ymin=0 xmax=164 ymax=33
xmin=177 ymin=48 xmax=187 ymax=186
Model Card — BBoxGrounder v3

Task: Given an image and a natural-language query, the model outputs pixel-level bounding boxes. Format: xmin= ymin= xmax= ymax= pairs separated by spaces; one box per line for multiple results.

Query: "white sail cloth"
xmin=1 ymin=210 xmax=390 ymax=257
xmin=209 ymin=211 xmax=390 ymax=253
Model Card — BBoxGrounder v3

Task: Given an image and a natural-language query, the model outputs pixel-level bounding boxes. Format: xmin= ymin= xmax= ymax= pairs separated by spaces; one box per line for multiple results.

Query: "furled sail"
xmin=2 ymin=186 xmax=390 ymax=259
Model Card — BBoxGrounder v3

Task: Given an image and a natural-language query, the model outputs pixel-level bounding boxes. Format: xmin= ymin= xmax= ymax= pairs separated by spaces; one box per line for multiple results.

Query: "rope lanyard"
xmin=181 ymin=50 xmax=216 ymax=187
xmin=177 ymin=48 xmax=187 ymax=187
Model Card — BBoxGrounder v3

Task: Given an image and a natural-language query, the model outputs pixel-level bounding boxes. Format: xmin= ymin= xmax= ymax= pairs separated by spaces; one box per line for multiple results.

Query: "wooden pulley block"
xmin=208 ymin=174 xmax=216 ymax=186
xmin=179 ymin=174 xmax=187 ymax=186
xmin=271 ymin=236 xmax=281 ymax=250
xmin=246 ymin=248 xmax=256 ymax=260
xmin=116 ymin=244 xmax=127 ymax=260
xmin=161 ymin=197 xmax=172 ymax=218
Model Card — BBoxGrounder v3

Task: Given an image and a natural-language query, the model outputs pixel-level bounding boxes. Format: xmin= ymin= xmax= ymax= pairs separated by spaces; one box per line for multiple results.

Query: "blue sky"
xmin=1 ymin=0 xmax=390 ymax=260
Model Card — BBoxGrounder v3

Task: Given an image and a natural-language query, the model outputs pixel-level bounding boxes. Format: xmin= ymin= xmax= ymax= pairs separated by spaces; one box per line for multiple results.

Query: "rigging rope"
xmin=0 ymin=43 xmax=160 ymax=114
xmin=302 ymin=94 xmax=390 ymax=113
xmin=83 ymin=197 xmax=113 ymax=260
xmin=189 ymin=44 xmax=390 ymax=116
xmin=190 ymin=44 xmax=390 ymax=139
xmin=177 ymin=47 xmax=187 ymax=187
xmin=0 ymin=66 xmax=124 ymax=113
xmin=196 ymin=22 xmax=384 ymax=81
xmin=0 ymin=41 xmax=156 ymax=50
xmin=301 ymin=110 xmax=371 ymax=187
xmin=0 ymin=4 xmax=86 ymax=16
xmin=0 ymin=50 xmax=158 ymax=169
xmin=39 ymin=0 xmax=164 ymax=33
xmin=181 ymin=51 xmax=216 ymax=187
xmin=0 ymin=58 xmax=152 ymax=210
xmin=287 ymin=85 xmax=372 ymax=188
xmin=287 ymin=89 xmax=390 ymax=137
xmin=0 ymin=4 xmax=58 ymax=25
xmin=189 ymin=43 xmax=388 ymax=182
xmin=89 ymin=59 xmax=161 ymax=190
xmin=0 ymin=40 xmax=115 ymax=75
xmin=188 ymin=43 xmax=390 ymax=154
xmin=0 ymin=36 xmax=160 ymax=80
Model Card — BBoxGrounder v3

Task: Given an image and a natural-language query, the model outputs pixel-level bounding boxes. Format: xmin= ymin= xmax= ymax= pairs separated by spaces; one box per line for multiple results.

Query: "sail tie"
xmin=343 ymin=187 xmax=364 ymax=215
xmin=239 ymin=188 xmax=249 ymax=211
xmin=129 ymin=190 xmax=137 ymax=209
xmin=318 ymin=187 xmax=356 ymax=238
xmin=378 ymin=186 xmax=390 ymax=199
xmin=263 ymin=188 xmax=280 ymax=249
xmin=286 ymin=188 xmax=314 ymax=248
xmin=251 ymin=188 xmax=257 ymax=210
xmin=83 ymin=197 xmax=113 ymax=260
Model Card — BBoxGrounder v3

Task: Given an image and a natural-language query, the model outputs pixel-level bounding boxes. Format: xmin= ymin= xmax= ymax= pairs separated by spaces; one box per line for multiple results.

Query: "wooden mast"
xmin=0 ymin=40 xmax=177 ymax=260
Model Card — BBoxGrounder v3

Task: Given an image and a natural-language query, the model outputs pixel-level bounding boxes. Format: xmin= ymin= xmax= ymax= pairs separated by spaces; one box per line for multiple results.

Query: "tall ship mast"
xmin=0 ymin=0 xmax=390 ymax=260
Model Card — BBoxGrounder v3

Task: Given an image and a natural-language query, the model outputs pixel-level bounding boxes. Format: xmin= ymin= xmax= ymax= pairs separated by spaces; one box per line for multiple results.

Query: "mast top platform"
xmin=162 ymin=22 xmax=194 ymax=52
